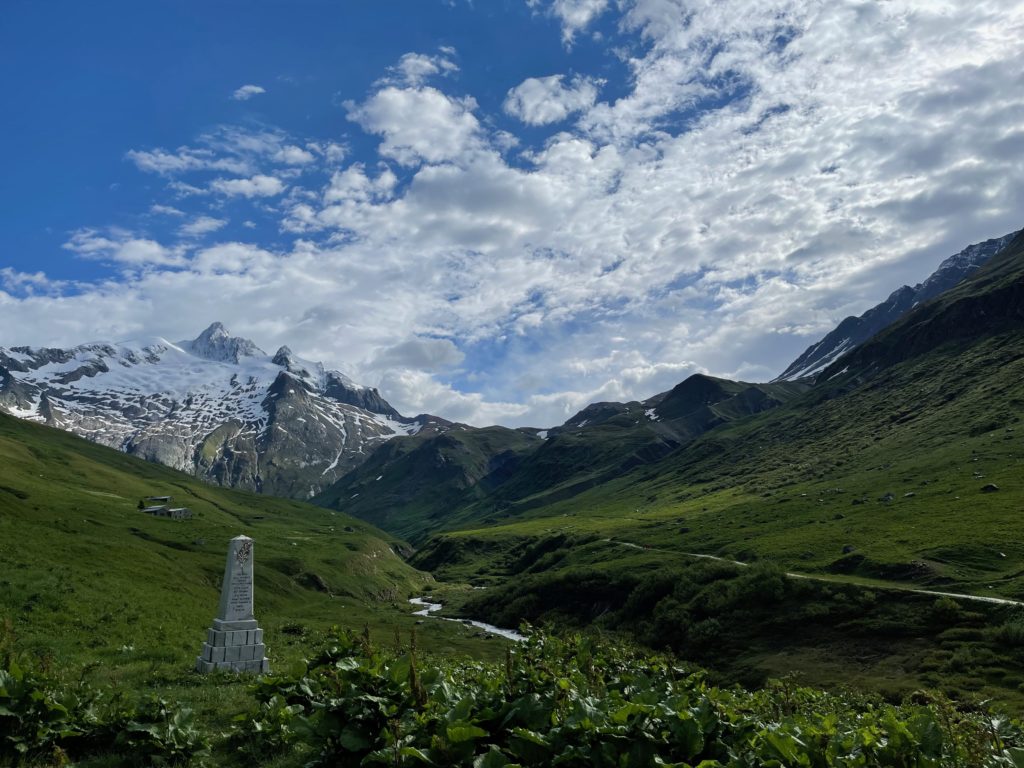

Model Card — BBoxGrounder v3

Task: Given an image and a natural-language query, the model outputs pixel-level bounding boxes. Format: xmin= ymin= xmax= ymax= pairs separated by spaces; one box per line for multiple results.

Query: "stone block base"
xmin=195 ymin=656 xmax=270 ymax=674
xmin=195 ymin=622 xmax=269 ymax=674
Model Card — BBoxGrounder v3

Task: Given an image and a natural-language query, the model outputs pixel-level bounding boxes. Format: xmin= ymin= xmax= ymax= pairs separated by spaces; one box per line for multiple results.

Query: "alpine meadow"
xmin=2 ymin=2 xmax=1024 ymax=766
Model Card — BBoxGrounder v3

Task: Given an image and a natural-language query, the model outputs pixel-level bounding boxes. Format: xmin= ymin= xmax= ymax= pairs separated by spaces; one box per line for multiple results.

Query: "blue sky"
xmin=1 ymin=0 xmax=1023 ymax=426
xmin=1 ymin=1 xmax=585 ymax=279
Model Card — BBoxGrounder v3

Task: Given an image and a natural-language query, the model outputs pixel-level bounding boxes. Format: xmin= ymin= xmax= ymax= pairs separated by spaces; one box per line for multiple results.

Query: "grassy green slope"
xmin=399 ymin=230 xmax=1024 ymax=704
xmin=416 ymin=326 xmax=1024 ymax=596
xmin=313 ymin=426 xmax=541 ymax=540
xmin=319 ymin=376 xmax=809 ymax=542
xmin=0 ymin=412 xmax=506 ymax=684
xmin=414 ymin=229 xmax=1024 ymax=595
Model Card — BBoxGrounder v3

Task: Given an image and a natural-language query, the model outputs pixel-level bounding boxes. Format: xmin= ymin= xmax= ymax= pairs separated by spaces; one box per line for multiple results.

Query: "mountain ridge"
xmin=316 ymin=372 xmax=810 ymax=540
xmin=0 ymin=322 xmax=453 ymax=498
xmin=776 ymin=229 xmax=1021 ymax=381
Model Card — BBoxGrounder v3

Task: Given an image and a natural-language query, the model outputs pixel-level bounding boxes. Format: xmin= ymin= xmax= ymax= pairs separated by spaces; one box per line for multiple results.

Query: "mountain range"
xmin=0 ymin=229 xmax=1019 ymax=515
xmin=0 ymin=322 xmax=452 ymax=498
xmin=3 ymin=224 xmax=1024 ymax=707
xmin=775 ymin=229 xmax=1020 ymax=381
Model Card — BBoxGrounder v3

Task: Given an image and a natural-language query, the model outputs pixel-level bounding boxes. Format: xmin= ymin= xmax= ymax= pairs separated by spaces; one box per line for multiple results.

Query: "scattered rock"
xmin=842 ymin=544 xmax=856 ymax=554
xmin=903 ymin=492 xmax=915 ymax=498
xmin=981 ymin=483 xmax=1000 ymax=493
xmin=879 ymin=492 xmax=894 ymax=503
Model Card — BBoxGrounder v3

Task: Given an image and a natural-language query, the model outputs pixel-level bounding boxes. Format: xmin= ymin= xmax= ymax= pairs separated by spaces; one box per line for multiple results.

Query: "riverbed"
xmin=409 ymin=597 xmax=526 ymax=642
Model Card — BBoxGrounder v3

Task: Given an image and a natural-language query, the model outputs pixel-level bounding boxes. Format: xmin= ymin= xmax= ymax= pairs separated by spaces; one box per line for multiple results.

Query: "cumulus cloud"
xmin=231 ymin=84 xmax=266 ymax=101
xmin=0 ymin=268 xmax=70 ymax=297
xmin=8 ymin=0 xmax=1024 ymax=427
xmin=274 ymin=145 xmax=316 ymax=164
xmin=370 ymin=337 xmax=465 ymax=371
xmin=210 ymin=174 xmax=286 ymax=198
xmin=529 ymin=0 xmax=609 ymax=44
xmin=504 ymin=74 xmax=601 ymax=125
xmin=63 ymin=229 xmax=186 ymax=267
xmin=346 ymin=87 xmax=484 ymax=166
xmin=179 ymin=216 xmax=228 ymax=238
xmin=380 ymin=50 xmax=459 ymax=87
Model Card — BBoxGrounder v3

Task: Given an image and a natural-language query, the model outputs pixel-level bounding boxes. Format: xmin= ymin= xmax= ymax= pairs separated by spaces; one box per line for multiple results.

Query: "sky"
xmin=1 ymin=0 xmax=1022 ymax=428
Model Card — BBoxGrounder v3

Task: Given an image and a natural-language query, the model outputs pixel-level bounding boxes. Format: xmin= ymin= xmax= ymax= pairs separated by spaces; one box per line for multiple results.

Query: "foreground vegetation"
xmin=6 ymin=628 xmax=1024 ymax=767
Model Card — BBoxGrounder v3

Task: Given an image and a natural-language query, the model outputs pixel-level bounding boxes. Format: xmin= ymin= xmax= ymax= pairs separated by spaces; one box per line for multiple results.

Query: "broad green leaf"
xmin=447 ymin=723 xmax=488 ymax=743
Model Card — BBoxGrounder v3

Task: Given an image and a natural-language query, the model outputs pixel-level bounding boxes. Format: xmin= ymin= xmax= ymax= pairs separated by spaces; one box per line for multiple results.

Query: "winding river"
xmin=409 ymin=597 xmax=526 ymax=642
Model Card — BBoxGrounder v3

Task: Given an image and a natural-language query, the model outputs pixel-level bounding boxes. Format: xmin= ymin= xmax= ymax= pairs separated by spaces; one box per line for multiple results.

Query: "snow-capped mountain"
xmin=0 ymin=322 xmax=452 ymax=498
xmin=775 ymin=230 xmax=1021 ymax=381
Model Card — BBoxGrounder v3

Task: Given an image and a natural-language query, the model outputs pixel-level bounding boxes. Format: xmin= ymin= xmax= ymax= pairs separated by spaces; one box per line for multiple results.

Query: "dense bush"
xmin=240 ymin=628 xmax=1024 ymax=767
xmin=0 ymin=656 xmax=208 ymax=767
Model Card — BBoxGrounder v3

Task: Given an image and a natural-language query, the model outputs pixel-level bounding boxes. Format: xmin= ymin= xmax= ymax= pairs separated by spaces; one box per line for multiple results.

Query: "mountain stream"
xmin=408 ymin=597 xmax=526 ymax=642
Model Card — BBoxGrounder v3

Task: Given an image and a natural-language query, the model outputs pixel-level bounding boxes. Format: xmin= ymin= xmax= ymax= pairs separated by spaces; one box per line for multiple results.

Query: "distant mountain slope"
xmin=318 ymin=374 xmax=808 ymax=540
xmin=820 ymin=228 xmax=1024 ymax=379
xmin=412 ymin=223 xmax=1024 ymax=597
xmin=776 ymin=230 xmax=1020 ymax=381
xmin=0 ymin=409 xmax=435 ymax=664
xmin=314 ymin=426 xmax=542 ymax=538
xmin=0 ymin=322 xmax=451 ymax=498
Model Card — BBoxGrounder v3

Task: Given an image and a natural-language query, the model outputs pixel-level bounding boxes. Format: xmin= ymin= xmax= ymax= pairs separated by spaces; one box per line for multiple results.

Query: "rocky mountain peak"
xmin=186 ymin=322 xmax=264 ymax=364
xmin=271 ymin=345 xmax=293 ymax=366
xmin=0 ymin=323 xmax=440 ymax=498
xmin=775 ymin=229 xmax=1021 ymax=381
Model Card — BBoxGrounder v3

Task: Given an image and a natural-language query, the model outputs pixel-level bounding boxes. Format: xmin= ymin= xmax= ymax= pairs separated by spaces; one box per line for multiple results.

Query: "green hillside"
xmin=318 ymin=377 xmax=809 ymax=543
xmin=309 ymin=228 xmax=1024 ymax=705
xmin=314 ymin=425 xmax=541 ymax=540
xmin=0 ymin=412 xmax=506 ymax=686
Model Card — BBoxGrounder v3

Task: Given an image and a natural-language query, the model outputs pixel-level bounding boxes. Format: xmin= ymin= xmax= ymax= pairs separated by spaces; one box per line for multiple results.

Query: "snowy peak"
xmin=776 ymin=229 xmax=1021 ymax=382
xmin=0 ymin=324 xmax=448 ymax=500
xmin=271 ymin=345 xmax=327 ymax=387
xmin=184 ymin=322 xmax=264 ymax=364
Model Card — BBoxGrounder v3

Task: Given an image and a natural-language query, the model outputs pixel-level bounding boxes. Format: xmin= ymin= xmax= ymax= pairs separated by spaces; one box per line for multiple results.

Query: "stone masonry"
xmin=195 ymin=535 xmax=270 ymax=674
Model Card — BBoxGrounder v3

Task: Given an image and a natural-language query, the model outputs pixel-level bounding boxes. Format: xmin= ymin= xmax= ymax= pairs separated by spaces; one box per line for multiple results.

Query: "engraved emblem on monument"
xmin=195 ymin=535 xmax=270 ymax=674
xmin=235 ymin=539 xmax=252 ymax=566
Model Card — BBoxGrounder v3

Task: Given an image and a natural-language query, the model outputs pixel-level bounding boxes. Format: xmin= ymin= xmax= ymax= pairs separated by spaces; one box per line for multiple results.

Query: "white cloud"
xmin=210 ymin=174 xmax=286 ymax=198
xmin=231 ymin=84 xmax=266 ymax=101
xmin=150 ymin=204 xmax=185 ymax=216
xmin=0 ymin=268 xmax=69 ymax=297
xmin=504 ymin=74 xmax=601 ymax=125
xmin=346 ymin=86 xmax=483 ymax=166
xmin=529 ymin=0 xmax=609 ymax=44
xmin=126 ymin=147 xmax=249 ymax=176
xmin=370 ymin=337 xmax=464 ymax=371
xmin=192 ymin=242 xmax=275 ymax=274
xmin=63 ymin=229 xmax=186 ymax=267
xmin=380 ymin=51 xmax=459 ymax=87
xmin=274 ymin=145 xmax=316 ymax=165
xmin=9 ymin=0 xmax=1024 ymax=429
xmin=179 ymin=216 xmax=228 ymax=238
xmin=128 ymin=126 xmax=317 ymax=179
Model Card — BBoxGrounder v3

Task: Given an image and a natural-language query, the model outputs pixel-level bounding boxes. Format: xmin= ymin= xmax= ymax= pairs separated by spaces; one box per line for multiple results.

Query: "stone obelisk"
xmin=195 ymin=535 xmax=270 ymax=673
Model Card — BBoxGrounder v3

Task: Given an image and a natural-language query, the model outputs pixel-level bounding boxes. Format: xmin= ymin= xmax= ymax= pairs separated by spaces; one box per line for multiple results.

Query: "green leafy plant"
xmin=240 ymin=629 xmax=1024 ymax=767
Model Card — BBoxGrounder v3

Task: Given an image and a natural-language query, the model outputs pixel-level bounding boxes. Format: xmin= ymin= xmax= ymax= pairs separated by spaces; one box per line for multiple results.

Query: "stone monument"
xmin=195 ymin=535 xmax=270 ymax=674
